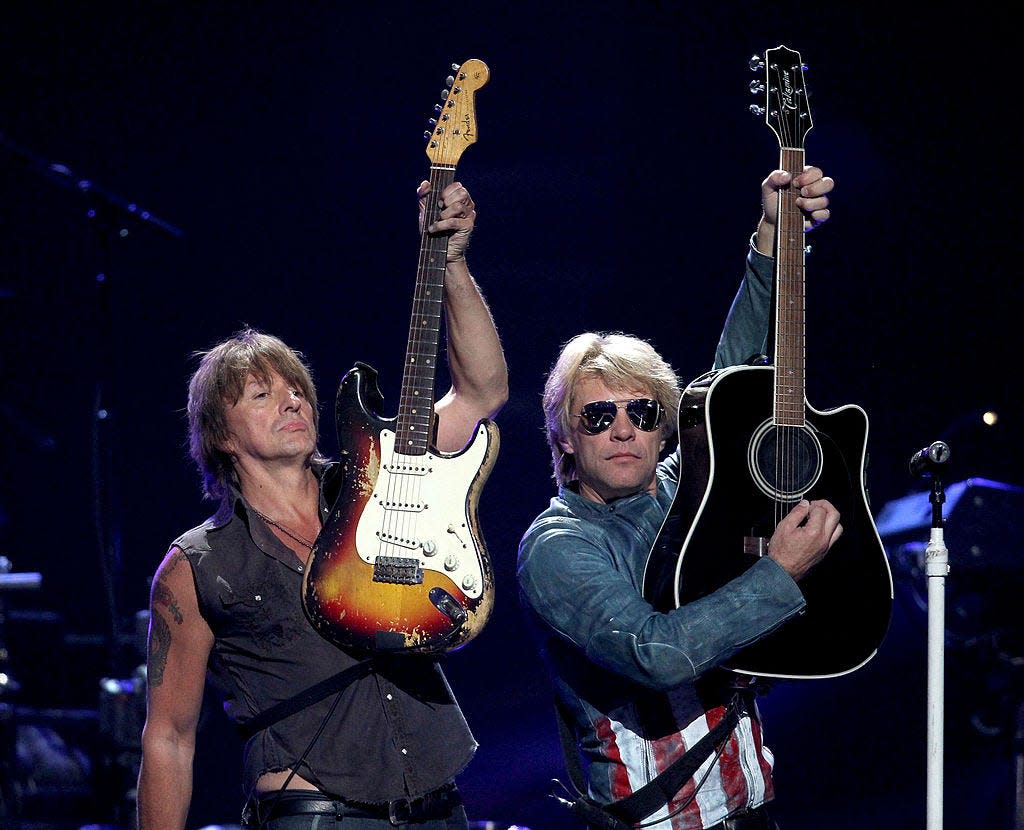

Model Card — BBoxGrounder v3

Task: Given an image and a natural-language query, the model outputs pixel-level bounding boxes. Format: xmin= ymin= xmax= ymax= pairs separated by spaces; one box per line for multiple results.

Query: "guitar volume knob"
xmin=422 ymin=539 xmax=438 ymax=557
xmin=443 ymin=554 xmax=460 ymax=572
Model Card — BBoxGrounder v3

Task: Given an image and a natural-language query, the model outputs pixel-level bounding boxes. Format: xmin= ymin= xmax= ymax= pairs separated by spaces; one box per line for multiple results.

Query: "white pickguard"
xmin=354 ymin=425 xmax=490 ymax=599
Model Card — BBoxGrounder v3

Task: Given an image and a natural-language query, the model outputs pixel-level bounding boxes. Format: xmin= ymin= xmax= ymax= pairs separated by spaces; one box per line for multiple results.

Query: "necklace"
xmin=251 ymin=507 xmax=318 ymax=550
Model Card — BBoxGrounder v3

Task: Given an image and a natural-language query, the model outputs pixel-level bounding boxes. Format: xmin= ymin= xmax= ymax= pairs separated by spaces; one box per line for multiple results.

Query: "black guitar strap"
xmin=236 ymin=659 xmax=374 ymax=741
xmin=553 ymin=692 xmax=746 ymax=829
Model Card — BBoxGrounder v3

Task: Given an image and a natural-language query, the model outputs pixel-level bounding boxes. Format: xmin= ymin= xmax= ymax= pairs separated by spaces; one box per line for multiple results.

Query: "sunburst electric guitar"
xmin=642 ymin=46 xmax=892 ymax=679
xmin=302 ymin=60 xmax=498 ymax=654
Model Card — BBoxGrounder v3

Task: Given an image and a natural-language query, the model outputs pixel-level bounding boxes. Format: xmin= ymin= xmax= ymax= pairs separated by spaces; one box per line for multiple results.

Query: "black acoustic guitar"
xmin=642 ymin=46 xmax=892 ymax=679
xmin=302 ymin=60 xmax=498 ymax=654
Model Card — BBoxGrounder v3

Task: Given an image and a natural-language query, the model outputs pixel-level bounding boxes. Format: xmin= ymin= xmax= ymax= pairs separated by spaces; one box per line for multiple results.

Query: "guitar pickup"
xmin=372 ymin=556 xmax=424 ymax=585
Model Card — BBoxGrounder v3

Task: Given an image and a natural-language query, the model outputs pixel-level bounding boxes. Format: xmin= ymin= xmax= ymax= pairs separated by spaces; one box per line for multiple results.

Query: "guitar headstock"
xmin=424 ymin=59 xmax=489 ymax=166
xmin=750 ymin=45 xmax=812 ymax=150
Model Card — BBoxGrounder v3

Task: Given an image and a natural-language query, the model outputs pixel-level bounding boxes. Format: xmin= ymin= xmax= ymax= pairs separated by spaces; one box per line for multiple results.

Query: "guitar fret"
xmin=397 ymin=158 xmax=453 ymax=451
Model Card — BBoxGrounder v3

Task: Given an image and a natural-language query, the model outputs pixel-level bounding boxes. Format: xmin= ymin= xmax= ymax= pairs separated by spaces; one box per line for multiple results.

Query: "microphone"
xmin=909 ymin=441 xmax=951 ymax=478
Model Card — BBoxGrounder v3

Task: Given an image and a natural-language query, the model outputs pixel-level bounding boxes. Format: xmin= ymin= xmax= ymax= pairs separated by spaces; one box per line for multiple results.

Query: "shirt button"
xmin=297 ymin=564 xmax=304 ymax=572
xmin=386 ymin=694 xmax=393 ymax=700
xmin=401 ymin=748 xmax=408 ymax=755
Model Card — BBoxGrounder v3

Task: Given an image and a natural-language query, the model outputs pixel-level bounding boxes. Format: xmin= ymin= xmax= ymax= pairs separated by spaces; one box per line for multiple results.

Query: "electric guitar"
xmin=302 ymin=60 xmax=498 ymax=654
xmin=642 ymin=46 xmax=892 ymax=679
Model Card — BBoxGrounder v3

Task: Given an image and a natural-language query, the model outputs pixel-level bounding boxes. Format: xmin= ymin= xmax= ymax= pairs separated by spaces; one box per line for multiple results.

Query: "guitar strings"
xmin=770 ymin=59 xmax=806 ymax=530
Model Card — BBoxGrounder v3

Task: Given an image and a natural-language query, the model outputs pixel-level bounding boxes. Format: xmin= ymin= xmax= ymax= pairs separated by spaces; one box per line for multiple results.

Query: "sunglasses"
xmin=573 ymin=398 xmax=664 ymax=435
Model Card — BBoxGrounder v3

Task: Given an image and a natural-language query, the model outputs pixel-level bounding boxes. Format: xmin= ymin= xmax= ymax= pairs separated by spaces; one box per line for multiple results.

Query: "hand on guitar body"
xmin=767 ymin=498 xmax=843 ymax=583
xmin=755 ymin=165 xmax=835 ymax=256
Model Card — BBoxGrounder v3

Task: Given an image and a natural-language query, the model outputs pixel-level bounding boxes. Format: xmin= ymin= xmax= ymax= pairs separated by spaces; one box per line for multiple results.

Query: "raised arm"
xmin=714 ymin=166 xmax=835 ymax=370
xmin=137 ymin=547 xmax=214 ymax=830
xmin=417 ymin=180 xmax=509 ymax=452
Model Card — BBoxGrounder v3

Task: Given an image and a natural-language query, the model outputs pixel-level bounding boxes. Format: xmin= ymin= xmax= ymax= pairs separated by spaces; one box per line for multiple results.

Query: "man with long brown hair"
xmin=138 ymin=180 xmax=507 ymax=830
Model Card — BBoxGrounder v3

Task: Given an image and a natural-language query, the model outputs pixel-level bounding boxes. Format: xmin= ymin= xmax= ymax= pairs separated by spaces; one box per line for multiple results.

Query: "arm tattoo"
xmin=147 ymin=610 xmax=172 ymax=688
xmin=146 ymin=556 xmax=189 ymax=689
xmin=152 ymin=578 xmax=184 ymax=625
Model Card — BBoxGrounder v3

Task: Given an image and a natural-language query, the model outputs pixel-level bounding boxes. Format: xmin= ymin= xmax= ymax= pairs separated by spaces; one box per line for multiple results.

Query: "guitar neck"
xmin=397 ymin=164 xmax=456 ymax=454
xmin=774 ymin=146 xmax=806 ymax=427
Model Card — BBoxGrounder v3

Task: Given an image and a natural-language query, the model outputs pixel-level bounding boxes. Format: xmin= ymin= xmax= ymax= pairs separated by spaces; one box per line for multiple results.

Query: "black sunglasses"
xmin=573 ymin=398 xmax=664 ymax=435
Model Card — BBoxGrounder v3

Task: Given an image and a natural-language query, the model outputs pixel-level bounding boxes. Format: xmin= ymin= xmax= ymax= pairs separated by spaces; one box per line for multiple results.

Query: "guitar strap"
xmin=236 ymin=659 xmax=374 ymax=741
xmin=552 ymin=691 xmax=747 ymax=829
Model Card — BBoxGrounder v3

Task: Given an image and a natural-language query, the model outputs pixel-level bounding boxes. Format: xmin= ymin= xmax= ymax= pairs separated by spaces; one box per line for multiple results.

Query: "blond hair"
xmin=542 ymin=332 xmax=681 ymax=486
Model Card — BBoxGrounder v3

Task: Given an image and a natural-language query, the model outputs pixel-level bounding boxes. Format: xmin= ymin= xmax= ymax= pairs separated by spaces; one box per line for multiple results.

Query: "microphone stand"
xmin=1 ymin=131 xmax=183 ymax=676
xmin=0 ymin=556 xmax=43 ymax=819
xmin=923 ymin=465 xmax=948 ymax=830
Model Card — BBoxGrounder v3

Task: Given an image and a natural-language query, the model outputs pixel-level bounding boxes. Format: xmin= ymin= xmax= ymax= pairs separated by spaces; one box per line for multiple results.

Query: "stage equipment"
xmin=1 ymin=130 xmax=183 ymax=682
xmin=0 ymin=555 xmax=43 ymax=820
xmin=878 ymin=471 xmax=1024 ymax=830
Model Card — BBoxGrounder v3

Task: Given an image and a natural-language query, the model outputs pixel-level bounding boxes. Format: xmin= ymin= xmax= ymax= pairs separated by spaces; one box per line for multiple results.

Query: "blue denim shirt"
xmin=517 ymin=244 xmax=805 ymax=825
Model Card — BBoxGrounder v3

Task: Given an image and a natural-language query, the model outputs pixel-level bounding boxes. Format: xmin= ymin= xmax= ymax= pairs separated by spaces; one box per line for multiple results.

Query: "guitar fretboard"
xmin=396 ymin=164 xmax=455 ymax=454
xmin=774 ymin=146 xmax=806 ymax=427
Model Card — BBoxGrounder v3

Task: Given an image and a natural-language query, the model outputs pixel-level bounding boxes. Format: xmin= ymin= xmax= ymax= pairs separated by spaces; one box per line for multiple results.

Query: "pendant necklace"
xmin=252 ymin=507 xmax=317 ymax=551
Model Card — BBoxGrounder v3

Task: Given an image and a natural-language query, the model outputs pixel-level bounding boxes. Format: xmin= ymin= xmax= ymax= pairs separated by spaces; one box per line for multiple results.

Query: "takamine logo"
xmin=781 ymin=70 xmax=796 ymax=110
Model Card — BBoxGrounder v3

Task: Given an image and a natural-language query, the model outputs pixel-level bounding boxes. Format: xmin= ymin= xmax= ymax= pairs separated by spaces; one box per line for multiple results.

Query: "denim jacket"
xmin=517 ymin=243 xmax=805 ymax=828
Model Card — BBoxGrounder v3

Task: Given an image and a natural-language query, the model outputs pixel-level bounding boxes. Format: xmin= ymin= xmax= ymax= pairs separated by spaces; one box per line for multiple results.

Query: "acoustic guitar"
xmin=303 ymin=60 xmax=498 ymax=654
xmin=642 ymin=46 xmax=892 ymax=679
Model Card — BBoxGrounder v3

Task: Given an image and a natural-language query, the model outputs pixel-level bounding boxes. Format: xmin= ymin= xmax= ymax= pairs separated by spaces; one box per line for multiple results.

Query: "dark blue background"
xmin=1 ymin=4 xmax=1019 ymax=829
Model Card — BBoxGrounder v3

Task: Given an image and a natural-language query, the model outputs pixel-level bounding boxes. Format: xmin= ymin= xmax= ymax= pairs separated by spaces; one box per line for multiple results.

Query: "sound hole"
xmin=748 ymin=421 xmax=823 ymax=500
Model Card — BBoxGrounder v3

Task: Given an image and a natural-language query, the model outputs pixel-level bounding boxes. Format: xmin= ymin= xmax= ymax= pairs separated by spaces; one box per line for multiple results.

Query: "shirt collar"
xmin=208 ymin=459 xmax=336 ymax=530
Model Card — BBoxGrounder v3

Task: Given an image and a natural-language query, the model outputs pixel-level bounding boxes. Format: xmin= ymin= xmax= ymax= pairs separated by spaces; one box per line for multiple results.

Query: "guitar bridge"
xmin=372 ymin=556 xmax=424 ymax=585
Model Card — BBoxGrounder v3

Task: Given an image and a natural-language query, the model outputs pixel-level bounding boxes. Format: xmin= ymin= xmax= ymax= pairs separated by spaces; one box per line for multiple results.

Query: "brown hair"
xmin=187 ymin=328 xmax=325 ymax=500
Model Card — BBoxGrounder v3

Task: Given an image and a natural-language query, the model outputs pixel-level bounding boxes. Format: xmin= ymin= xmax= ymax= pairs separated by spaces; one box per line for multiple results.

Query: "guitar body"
xmin=302 ymin=362 xmax=498 ymax=653
xmin=643 ymin=366 xmax=892 ymax=678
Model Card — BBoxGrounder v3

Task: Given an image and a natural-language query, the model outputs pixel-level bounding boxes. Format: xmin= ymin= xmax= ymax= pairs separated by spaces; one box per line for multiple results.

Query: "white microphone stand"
xmin=924 ymin=468 xmax=948 ymax=830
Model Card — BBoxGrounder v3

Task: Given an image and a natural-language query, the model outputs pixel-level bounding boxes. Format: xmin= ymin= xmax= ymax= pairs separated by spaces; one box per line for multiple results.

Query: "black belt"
xmin=705 ymin=805 xmax=776 ymax=830
xmin=252 ymin=785 xmax=462 ymax=826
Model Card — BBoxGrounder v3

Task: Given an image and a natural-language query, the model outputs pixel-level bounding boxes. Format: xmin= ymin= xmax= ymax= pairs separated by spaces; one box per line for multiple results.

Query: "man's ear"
xmin=559 ymin=436 xmax=575 ymax=455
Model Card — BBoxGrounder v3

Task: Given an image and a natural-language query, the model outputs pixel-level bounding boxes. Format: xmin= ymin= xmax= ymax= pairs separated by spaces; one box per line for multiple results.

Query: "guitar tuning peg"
xmin=445 ymin=75 xmax=455 ymax=88
xmin=428 ymin=118 xmax=437 ymax=127
xmin=749 ymin=104 xmax=766 ymax=117
xmin=434 ymin=104 xmax=443 ymax=114
xmin=749 ymin=79 xmax=765 ymax=95
xmin=440 ymin=88 xmax=449 ymax=100
xmin=749 ymin=54 xmax=764 ymax=72
xmin=451 ymin=62 xmax=460 ymax=71
xmin=423 ymin=130 xmax=432 ymax=140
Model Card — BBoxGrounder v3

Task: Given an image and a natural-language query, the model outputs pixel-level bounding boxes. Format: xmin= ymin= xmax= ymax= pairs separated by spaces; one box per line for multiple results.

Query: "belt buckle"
xmin=388 ymin=797 xmax=413 ymax=825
